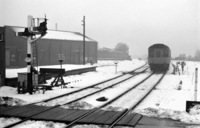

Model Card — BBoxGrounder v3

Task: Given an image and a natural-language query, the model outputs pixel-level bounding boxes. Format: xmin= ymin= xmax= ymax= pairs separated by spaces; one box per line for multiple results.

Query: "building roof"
xmin=5 ymin=26 xmax=96 ymax=42
xmin=149 ymin=43 xmax=170 ymax=49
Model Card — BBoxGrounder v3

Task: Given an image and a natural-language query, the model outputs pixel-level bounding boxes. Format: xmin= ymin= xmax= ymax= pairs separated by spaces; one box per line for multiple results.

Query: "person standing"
xmin=176 ymin=62 xmax=180 ymax=75
xmin=181 ymin=61 xmax=185 ymax=74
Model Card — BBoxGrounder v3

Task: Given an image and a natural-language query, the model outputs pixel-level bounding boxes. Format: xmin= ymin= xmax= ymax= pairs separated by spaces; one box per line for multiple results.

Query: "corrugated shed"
xmin=3 ymin=25 xmax=98 ymax=67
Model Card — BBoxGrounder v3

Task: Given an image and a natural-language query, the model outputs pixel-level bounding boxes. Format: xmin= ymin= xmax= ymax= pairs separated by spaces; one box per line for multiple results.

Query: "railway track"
xmin=36 ymin=67 xmax=149 ymax=107
xmin=2 ymin=66 xmax=167 ymax=128
xmin=2 ymin=63 xmax=149 ymax=127
xmin=107 ymin=72 xmax=166 ymax=128
xmin=65 ymin=72 xmax=166 ymax=128
xmin=3 ymin=70 xmax=166 ymax=128
xmin=3 ymin=71 xmax=166 ymax=128
xmin=34 ymin=62 xmax=148 ymax=104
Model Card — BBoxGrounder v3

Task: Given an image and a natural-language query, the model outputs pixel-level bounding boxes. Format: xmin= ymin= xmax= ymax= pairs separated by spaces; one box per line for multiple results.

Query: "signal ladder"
xmin=32 ymin=41 xmax=39 ymax=88
xmin=32 ymin=41 xmax=38 ymax=70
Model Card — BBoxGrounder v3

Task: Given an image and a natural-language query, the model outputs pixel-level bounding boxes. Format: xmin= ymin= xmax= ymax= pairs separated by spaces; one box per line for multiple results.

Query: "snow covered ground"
xmin=0 ymin=59 xmax=200 ymax=128
xmin=135 ymin=61 xmax=200 ymax=125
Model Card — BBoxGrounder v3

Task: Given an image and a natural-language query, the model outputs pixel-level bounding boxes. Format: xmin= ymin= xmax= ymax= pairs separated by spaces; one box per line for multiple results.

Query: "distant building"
xmin=98 ymin=47 xmax=131 ymax=60
xmin=0 ymin=26 xmax=98 ymax=84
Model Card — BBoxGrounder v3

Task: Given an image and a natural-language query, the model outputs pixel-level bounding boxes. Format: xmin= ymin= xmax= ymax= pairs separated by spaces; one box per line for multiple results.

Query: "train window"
xmin=163 ymin=50 xmax=168 ymax=57
xmin=0 ymin=33 xmax=3 ymax=41
xmin=149 ymin=51 xmax=154 ymax=57
xmin=156 ymin=51 xmax=161 ymax=57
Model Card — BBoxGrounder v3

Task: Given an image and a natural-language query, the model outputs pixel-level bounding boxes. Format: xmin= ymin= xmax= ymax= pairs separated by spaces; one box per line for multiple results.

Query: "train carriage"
xmin=148 ymin=44 xmax=171 ymax=71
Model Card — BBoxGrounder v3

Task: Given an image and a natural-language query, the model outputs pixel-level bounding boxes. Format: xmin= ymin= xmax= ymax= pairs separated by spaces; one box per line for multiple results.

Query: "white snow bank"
xmin=136 ymin=107 xmax=200 ymax=124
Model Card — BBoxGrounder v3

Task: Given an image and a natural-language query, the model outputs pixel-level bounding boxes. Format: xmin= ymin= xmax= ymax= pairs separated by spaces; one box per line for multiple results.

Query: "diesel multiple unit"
xmin=148 ymin=44 xmax=171 ymax=71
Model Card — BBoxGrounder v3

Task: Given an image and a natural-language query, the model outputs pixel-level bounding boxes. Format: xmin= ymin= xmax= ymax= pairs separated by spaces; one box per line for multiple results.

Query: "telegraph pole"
xmin=82 ymin=16 xmax=85 ymax=65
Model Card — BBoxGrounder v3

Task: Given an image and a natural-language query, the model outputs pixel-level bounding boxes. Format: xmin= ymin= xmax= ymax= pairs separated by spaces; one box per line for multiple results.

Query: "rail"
xmin=2 ymin=63 xmax=150 ymax=128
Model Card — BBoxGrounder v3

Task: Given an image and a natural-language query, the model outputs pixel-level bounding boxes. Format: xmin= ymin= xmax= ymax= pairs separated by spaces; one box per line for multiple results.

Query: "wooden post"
xmin=114 ymin=61 xmax=118 ymax=74
xmin=195 ymin=68 xmax=198 ymax=101
xmin=186 ymin=68 xmax=199 ymax=112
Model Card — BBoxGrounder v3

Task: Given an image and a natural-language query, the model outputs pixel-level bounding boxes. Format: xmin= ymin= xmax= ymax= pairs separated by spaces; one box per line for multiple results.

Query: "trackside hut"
xmin=1 ymin=26 xmax=98 ymax=68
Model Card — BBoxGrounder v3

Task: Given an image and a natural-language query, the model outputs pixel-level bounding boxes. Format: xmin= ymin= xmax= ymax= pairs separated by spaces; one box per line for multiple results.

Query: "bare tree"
xmin=194 ymin=50 xmax=200 ymax=61
xmin=114 ymin=42 xmax=129 ymax=53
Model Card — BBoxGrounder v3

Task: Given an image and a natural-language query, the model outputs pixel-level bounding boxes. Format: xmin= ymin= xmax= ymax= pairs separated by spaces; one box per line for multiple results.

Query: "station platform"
xmin=5 ymin=65 xmax=96 ymax=87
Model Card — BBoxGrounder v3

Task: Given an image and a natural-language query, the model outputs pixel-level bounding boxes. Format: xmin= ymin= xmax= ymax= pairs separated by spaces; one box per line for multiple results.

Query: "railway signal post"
xmin=17 ymin=15 xmax=47 ymax=94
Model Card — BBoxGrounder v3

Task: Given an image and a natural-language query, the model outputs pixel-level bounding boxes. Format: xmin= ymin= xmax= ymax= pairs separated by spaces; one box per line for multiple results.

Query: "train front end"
xmin=148 ymin=44 xmax=171 ymax=72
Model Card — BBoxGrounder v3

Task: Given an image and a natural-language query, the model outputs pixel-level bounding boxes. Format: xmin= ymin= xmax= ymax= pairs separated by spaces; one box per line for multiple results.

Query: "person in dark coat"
xmin=176 ymin=62 xmax=180 ymax=75
xmin=181 ymin=61 xmax=185 ymax=74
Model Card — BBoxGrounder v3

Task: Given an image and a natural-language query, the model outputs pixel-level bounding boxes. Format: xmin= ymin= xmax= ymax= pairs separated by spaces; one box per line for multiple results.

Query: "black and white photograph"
xmin=0 ymin=0 xmax=200 ymax=127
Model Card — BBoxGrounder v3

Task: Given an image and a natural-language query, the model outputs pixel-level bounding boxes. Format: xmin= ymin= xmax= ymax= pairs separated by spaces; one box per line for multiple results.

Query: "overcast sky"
xmin=0 ymin=0 xmax=200 ymax=58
